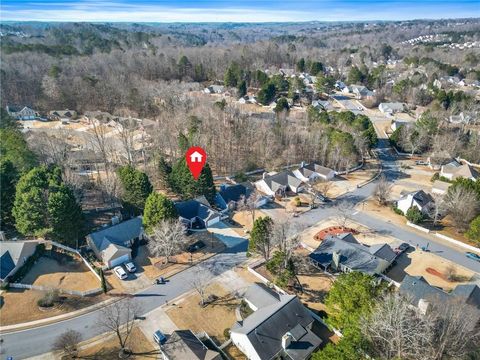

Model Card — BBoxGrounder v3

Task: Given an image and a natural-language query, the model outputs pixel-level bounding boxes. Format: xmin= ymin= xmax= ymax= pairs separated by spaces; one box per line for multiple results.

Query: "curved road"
xmin=2 ymin=140 xmax=480 ymax=359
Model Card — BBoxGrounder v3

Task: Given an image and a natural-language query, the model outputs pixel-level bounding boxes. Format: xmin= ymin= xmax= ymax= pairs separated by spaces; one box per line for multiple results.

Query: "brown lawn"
xmin=78 ymin=327 xmax=157 ymax=360
xmin=166 ymin=283 xmax=240 ymax=344
xmin=224 ymin=344 xmax=247 ymax=360
xmin=22 ymin=256 xmax=100 ymax=292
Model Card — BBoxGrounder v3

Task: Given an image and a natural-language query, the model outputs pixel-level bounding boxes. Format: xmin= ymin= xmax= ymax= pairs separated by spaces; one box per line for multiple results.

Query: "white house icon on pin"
xmin=190 ymin=151 xmax=203 ymax=163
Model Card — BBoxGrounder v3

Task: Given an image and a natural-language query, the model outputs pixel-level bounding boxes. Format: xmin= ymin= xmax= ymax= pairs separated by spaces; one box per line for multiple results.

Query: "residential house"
xmin=396 ymin=190 xmax=434 ymax=215
xmin=390 ymin=120 xmax=410 ymax=132
xmin=279 ymin=68 xmax=296 ymax=77
xmin=293 ymin=163 xmax=335 ymax=182
xmin=254 ymin=171 xmax=305 ymax=197
xmin=379 ymin=102 xmax=405 ymax=115
xmin=6 ymin=105 xmax=36 ymax=120
xmin=214 ymin=184 xmax=268 ymax=212
xmin=431 ymin=180 xmax=451 ymax=195
xmin=0 ymin=241 xmax=39 ymax=283
xmin=231 ymin=284 xmax=322 ymax=360
xmin=399 ymin=275 xmax=480 ymax=314
xmin=174 ymin=199 xmax=221 ymax=229
xmin=238 ymin=95 xmax=258 ymax=104
xmin=309 ymin=234 xmax=396 ymax=275
xmin=344 ymin=85 xmax=374 ymax=100
xmin=311 ymin=100 xmax=334 ymax=111
xmin=86 ymin=217 xmax=144 ymax=268
xmin=440 ymin=161 xmax=479 ymax=181
xmin=335 ymin=80 xmax=346 ymax=90
xmin=448 ymin=112 xmax=471 ymax=125
xmin=49 ymin=109 xmax=78 ymax=123
xmin=203 ymin=85 xmax=225 ymax=94
xmin=160 ymin=330 xmax=221 ymax=360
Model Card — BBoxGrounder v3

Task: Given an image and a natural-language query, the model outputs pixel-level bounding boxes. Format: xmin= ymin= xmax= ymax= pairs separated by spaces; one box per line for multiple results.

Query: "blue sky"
xmin=1 ymin=0 xmax=479 ymax=22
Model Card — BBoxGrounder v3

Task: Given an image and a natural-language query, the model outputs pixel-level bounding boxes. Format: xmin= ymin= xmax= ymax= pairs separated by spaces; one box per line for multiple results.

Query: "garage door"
xmin=109 ymin=254 xmax=131 ymax=268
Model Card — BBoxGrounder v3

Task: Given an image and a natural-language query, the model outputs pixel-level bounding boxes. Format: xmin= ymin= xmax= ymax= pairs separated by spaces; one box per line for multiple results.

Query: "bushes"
xmin=406 ymin=207 xmax=424 ymax=224
xmin=466 ymin=216 xmax=480 ymax=243
xmin=37 ymin=289 xmax=60 ymax=308
xmin=392 ymin=206 xmax=404 ymax=216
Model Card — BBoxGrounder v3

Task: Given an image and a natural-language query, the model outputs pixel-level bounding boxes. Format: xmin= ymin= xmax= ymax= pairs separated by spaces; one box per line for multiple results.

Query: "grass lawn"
xmin=224 ymin=344 xmax=247 ymax=360
xmin=78 ymin=327 xmax=158 ymax=360
xmin=0 ymin=288 xmax=106 ymax=326
xmin=165 ymin=282 xmax=240 ymax=344
xmin=22 ymin=256 xmax=100 ymax=292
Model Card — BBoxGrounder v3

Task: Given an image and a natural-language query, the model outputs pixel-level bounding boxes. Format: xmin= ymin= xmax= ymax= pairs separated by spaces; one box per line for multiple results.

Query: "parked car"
xmin=125 ymin=261 xmax=136 ymax=273
xmin=415 ymin=160 xmax=429 ymax=166
xmin=466 ymin=252 xmax=480 ymax=262
xmin=114 ymin=266 xmax=128 ymax=280
xmin=394 ymin=242 xmax=411 ymax=254
xmin=153 ymin=330 xmax=167 ymax=345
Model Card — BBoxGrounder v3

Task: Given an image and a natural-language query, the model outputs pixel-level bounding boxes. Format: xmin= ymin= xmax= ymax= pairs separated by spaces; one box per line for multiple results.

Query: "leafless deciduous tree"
xmin=362 ymin=294 xmax=480 ymax=360
xmin=148 ymin=219 xmax=187 ymax=264
xmin=334 ymin=200 xmax=355 ymax=228
xmin=443 ymin=186 xmax=479 ymax=231
xmin=237 ymin=190 xmax=263 ymax=224
xmin=52 ymin=329 xmax=82 ymax=359
xmin=190 ymin=265 xmax=212 ymax=306
xmin=428 ymin=194 xmax=446 ymax=227
xmin=373 ymin=174 xmax=392 ymax=206
xmin=97 ymin=297 xmax=141 ymax=353
xmin=316 ymin=179 xmax=333 ymax=199
xmin=271 ymin=220 xmax=301 ymax=269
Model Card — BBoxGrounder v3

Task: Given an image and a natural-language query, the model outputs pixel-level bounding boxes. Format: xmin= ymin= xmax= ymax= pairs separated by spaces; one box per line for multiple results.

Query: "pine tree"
xmin=237 ymin=80 xmax=247 ymax=98
xmin=169 ymin=158 xmax=216 ymax=203
xmin=248 ymin=216 xmax=273 ymax=260
xmin=0 ymin=160 xmax=18 ymax=229
xmin=158 ymin=157 xmax=172 ymax=190
xmin=117 ymin=165 xmax=153 ymax=215
xmin=143 ymin=192 xmax=177 ymax=233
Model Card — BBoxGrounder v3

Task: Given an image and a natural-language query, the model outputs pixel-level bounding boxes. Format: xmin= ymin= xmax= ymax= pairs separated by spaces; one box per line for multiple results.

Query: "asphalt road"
xmin=3 ymin=139 xmax=480 ymax=359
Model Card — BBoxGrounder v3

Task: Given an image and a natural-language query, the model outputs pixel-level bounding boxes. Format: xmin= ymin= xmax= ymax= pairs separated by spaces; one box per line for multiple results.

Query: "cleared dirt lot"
xmin=166 ymin=282 xmax=240 ymax=344
xmin=22 ymin=256 xmax=100 ymax=292
xmin=231 ymin=209 xmax=269 ymax=234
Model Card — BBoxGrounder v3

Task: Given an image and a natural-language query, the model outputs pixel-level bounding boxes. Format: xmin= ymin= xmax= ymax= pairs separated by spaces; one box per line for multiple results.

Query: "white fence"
xmin=406 ymin=221 xmax=431 ymax=233
xmin=9 ymin=283 xmax=103 ymax=297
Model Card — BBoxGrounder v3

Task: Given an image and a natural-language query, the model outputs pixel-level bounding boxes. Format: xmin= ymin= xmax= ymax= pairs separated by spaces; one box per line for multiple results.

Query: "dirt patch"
xmin=21 ymin=256 xmax=100 ymax=292
xmin=224 ymin=344 xmax=247 ymax=360
xmin=0 ymin=288 xmax=106 ymax=326
xmin=232 ymin=210 xmax=268 ymax=234
xmin=166 ymin=282 xmax=240 ymax=344
xmin=78 ymin=327 xmax=157 ymax=360
xmin=425 ymin=267 xmax=446 ymax=280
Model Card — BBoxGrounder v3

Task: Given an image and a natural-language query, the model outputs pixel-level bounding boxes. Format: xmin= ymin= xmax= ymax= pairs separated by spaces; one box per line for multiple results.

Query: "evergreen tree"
xmin=0 ymin=160 xmax=18 ymax=229
xmin=117 ymin=165 xmax=153 ymax=215
xmin=177 ymin=55 xmax=191 ymax=78
xmin=347 ymin=66 xmax=364 ymax=84
xmin=143 ymin=192 xmax=177 ymax=233
xmin=274 ymin=97 xmax=289 ymax=113
xmin=257 ymin=83 xmax=276 ymax=105
xmin=466 ymin=216 xmax=480 ymax=243
xmin=169 ymin=158 xmax=216 ymax=203
xmin=296 ymin=57 xmax=305 ymax=72
xmin=315 ymin=73 xmax=335 ymax=94
xmin=309 ymin=61 xmax=324 ymax=75
xmin=177 ymin=132 xmax=190 ymax=154
xmin=248 ymin=216 xmax=273 ymax=260
xmin=237 ymin=80 xmax=247 ymax=98
xmin=158 ymin=157 xmax=172 ymax=190
xmin=193 ymin=63 xmax=206 ymax=82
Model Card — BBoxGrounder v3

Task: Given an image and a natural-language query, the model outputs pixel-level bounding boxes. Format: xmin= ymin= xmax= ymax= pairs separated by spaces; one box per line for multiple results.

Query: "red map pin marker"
xmin=185 ymin=146 xmax=207 ymax=180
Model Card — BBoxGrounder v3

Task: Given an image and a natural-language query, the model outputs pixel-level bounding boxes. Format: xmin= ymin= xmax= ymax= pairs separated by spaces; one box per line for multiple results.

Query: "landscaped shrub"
xmin=294 ymin=197 xmax=301 ymax=207
xmin=37 ymin=289 xmax=60 ymax=308
xmin=406 ymin=207 xmax=425 ymax=224
xmin=392 ymin=206 xmax=404 ymax=216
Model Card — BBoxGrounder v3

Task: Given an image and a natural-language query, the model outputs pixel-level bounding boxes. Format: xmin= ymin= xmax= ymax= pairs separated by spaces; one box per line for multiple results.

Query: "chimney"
xmin=281 ymin=333 xmax=293 ymax=350
xmin=418 ymin=298 xmax=430 ymax=315
xmin=262 ymin=172 xmax=268 ymax=180
xmin=300 ymin=161 xmax=306 ymax=168
xmin=332 ymin=251 xmax=340 ymax=271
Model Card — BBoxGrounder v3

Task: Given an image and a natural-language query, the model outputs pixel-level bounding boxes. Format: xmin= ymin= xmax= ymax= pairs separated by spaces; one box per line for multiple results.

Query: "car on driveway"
xmin=153 ymin=330 xmax=167 ymax=345
xmin=466 ymin=252 xmax=480 ymax=262
xmin=125 ymin=261 xmax=136 ymax=273
xmin=114 ymin=266 xmax=128 ymax=280
xmin=187 ymin=240 xmax=206 ymax=253
xmin=394 ymin=242 xmax=411 ymax=254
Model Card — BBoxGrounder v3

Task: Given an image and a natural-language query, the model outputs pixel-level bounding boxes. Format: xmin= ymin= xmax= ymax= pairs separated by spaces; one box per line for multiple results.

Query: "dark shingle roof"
xmin=162 ymin=330 xmax=220 ymax=360
xmin=232 ymin=285 xmax=321 ymax=360
xmin=218 ymin=184 xmax=251 ymax=204
xmin=263 ymin=171 xmax=303 ymax=191
xmin=0 ymin=252 xmax=15 ymax=280
xmin=88 ymin=217 xmax=143 ymax=252
xmin=174 ymin=200 xmax=219 ymax=223
xmin=451 ymin=284 xmax=480 ymax=309
xmin=399 ymin=275 xmax=449 ymax=305
xmin=369 ymin=244 xmax=397 ymax=263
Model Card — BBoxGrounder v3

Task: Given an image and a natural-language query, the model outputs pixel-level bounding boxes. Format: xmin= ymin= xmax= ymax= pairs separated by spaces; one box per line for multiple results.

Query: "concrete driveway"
xmin=208 ymin=222 xmax=247 ymax=248
xmin=139 ymin=305 xmax=178 ymax=338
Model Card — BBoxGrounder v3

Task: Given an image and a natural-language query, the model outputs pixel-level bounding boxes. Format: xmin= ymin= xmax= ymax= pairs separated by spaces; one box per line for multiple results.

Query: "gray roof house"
xmin=379 ymin=102 xmax=405 ymax=115
xmin=254 ymin=171 xmax=305 ymax=197
xmin=309 ymin=234 xmax=396 ymax=275
xmin=174 ymin=199 xmax=221 ymax=229
xmin=231 ymin=284 xmax=322 ymax=360
xmin=86 ymin=217 xmax=144 ymax=268
xmin=400 ymin=275 xmax=480 ymax=314
xmin=396 ymin=190 xmax=434 ymax=215
xmin=0 ymin=241 xmax=39 ymax=283
xmin=6 ymin=105 xmax=36 ymax=120
xmin=293 ymin=163 xmax=335 ymax=182
xmin=440 ymin=161 xmax=479 ymax=181
xmin=161 ymin=330 xmax=221 ymax=360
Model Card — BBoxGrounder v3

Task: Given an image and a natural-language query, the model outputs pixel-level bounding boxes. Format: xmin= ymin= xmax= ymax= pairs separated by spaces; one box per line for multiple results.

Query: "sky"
xmin=1 ymin=0 xmax=479 ymax=23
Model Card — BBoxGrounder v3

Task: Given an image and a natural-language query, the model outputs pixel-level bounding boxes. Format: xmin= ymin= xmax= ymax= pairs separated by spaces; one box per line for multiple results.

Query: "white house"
xmin=396 ymin=190 xmax=434 ymax=215
xmin=390 ymin=120 xmax=410 ymax=132
xmin=379 ymin=102 xmax=405 ymax=115
xmin=293 ymin=163 xmax=335 ymax=182
xmin=440 ymin=162 xmax=479 ymax=181
xmin=254 ymin=171 xmax=304 ymax=197
xmin=190 ymin=151 xmax=203 ymax=163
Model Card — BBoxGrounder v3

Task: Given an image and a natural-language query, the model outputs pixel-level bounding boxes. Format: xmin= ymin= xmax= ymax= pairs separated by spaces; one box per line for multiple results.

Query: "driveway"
xmin=208 ymin=221 xmax=248 ymax=248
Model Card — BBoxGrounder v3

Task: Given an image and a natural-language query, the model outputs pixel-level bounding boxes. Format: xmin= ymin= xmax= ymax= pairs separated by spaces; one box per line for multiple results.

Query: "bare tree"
xmin=362 ymin=293 xmax=433 ymax=360
xmin=271 ymin=219 xmax=301 ymax=269
xmin=190 ymin=265 xmax=212 ymax=306
xmin=97 ymin=297 xmax=141 ymax=353
xmin=443 ymin=186 xmax=479 ymax=231
xmin=316 ymin=179 xmax=333 ymax=199
xmin=148 ymin=219 xmax=187 ymax=264
xmin=334 ymin=200 xmax=354 ymax=228
xmin=373 ymin=174 xmax=392 ymax=206
xmin=52 ymin=329 xmax=82 ymax=359
xmin=237 ymin=190 xmax=263 ymax=224
xmin=428 ymin=194 xmax=446 ymax=227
